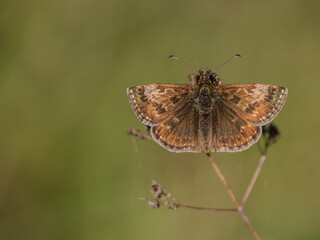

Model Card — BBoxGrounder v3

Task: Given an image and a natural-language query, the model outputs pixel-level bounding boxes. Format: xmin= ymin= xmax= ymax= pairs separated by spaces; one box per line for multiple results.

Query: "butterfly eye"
xmin=195 ymin=75 xmax=200 ymax=84
xmin=209 ymin=74 xmax=216 ymax=84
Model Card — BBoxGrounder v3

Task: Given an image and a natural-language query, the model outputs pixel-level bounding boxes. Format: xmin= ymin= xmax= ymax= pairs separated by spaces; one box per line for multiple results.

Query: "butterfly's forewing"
xmin=210 ymin=100 xmax=262 ymax=152
xmin=218 ymin=84 xmax=287 ymax=126
xmin=127 ymin=84 xmax=195 ymax=126
xmin=151 ymin=102 xmax=202 ymax=153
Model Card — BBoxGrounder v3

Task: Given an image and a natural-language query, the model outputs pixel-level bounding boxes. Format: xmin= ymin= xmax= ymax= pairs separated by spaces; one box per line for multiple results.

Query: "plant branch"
xmin=127 ymin=127 xmax=152 ymax=140
xmin=178 ymin=203 xmax=237 ymax=212
xmin=241 ymin=154 xmax=266 ymax=208
xmin=206 ymin=153 xmax=261 ymax=240
xmin=139 ymin=197 xmax=237 ymax=212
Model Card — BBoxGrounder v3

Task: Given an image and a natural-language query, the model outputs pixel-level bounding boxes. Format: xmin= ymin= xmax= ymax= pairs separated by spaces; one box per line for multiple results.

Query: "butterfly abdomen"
xmin=199 ymin=113 xmax=212 ymax=153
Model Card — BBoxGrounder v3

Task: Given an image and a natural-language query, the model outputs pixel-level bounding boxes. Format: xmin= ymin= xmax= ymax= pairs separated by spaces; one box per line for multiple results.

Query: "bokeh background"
xmin=0 ymin=0 xmax=319 ymax=239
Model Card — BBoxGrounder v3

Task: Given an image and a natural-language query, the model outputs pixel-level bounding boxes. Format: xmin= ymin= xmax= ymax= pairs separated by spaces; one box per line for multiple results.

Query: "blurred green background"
xmin=0 ymin=0 xmax=319 ymax=239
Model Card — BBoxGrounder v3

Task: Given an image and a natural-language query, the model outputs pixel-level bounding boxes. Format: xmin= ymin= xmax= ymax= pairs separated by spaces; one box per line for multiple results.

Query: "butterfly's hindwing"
xmin=151 ymin=102 xmax=201 ymax=153
xmin=210 ymin=100 xmax=262 ymax=152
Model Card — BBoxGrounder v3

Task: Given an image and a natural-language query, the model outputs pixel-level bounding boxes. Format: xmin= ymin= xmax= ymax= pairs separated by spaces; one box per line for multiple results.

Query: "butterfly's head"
xmin=168 ymin=55 xmax=229 ymax=86
xmin=197 ymin=68 xmax=221 ymax=86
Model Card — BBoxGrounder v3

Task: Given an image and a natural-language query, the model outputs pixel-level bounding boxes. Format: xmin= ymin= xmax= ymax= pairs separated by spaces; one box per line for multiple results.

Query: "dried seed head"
xmin=147 ymin=199 xmax=160 ymax=208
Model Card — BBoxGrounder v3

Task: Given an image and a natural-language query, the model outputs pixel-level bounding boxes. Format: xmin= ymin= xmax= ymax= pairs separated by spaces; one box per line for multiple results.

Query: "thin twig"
xmin=167 ymin=185 xmax=237 ymax=212
xmin=139 ymin=197 xmax=237 ymax=212
xmin=241 ymin=154 xmax=266 ymax=208
xmin=178 ymin=203 xmax=237 ymax=212
xmin=127 ymin=127 xmax=152 ymax=140
xmin=206 ymin=153 xmax=261 ymax=240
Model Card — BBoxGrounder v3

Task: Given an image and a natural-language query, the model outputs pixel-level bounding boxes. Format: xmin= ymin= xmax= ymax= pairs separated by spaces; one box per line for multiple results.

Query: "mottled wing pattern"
xmin=151 ymin=102 xmax=201 ymax=152
xmin=218 ymin=84 xmax=287 ymax=126
xmin=210 ymin=100 xmax=262 ymax=152
xmin=127 ymin=84 xmax=195 ymax=126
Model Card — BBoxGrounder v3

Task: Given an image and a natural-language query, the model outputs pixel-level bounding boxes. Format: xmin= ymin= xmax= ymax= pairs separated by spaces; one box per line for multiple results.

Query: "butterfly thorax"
xmin=195 ymin=68 xmax=221 ymax=113
xmin=197 ymin=85 xmax=212 ymax=112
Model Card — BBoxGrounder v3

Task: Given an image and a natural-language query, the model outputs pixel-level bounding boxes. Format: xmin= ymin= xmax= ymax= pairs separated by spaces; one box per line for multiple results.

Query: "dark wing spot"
xmin=137 ymin=87 xmax=145 ymax=95
xmin=267 ymin=95 xmax=274 ymax=101
xmin=246 ymin=87 xmax=255 ymax=94
xmin=253 ymin=101 xmax=260 ymax=108
xmin=230 ymin=95 xmax=241 ymax=104
xmin=268 ymin=86 xmax=276 ymax=94
xmin=221 ymin=92 xmax=229 ymax=98
xmin=170 ymin=92 xmax=190 ymax=104
xmin=170 ymin=96 xmax=181 ymax=104
xmin=245 ymin=105 xmax=255 ymax=114
xmin=155 ymin=104 xmax=166 ymax=114
xmin=140 ymin=95 xmax=148 ymax=102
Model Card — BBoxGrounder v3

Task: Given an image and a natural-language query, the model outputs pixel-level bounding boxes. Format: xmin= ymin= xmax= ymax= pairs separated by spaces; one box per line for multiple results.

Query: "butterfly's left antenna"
xmin=169 ymin=55 xmax=199 ymax=75
xmin=213 ymin=54 xmax=241 ymax=71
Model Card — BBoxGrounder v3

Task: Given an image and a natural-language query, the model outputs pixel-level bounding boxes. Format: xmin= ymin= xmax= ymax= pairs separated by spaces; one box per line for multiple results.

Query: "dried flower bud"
xmin=262 ymin=123 xmax=280 ymax=143
xmin=261 ymin=123 xmax=281 ymax=154
xmin=151 ymin=179 xmax=163 ymax=198
xmin=151 ymin=185 xmax=162 ymax=198
xmin=268 ymin=123 xmax=280 ymax=143
xmin=168 ymin=203 xmax=179 ymax=210
xmin=147 ymin=199 xmax=160 ymax=208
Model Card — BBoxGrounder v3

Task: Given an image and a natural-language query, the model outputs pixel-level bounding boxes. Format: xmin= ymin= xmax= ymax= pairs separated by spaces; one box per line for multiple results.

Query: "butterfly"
xmin=127 ymin=55 xmax=287 ymax=153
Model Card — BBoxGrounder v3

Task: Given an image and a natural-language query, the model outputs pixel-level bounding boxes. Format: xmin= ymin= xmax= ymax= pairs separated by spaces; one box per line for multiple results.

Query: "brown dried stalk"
xmin=126 ymin=127 xmax=152 ymax=140
xmin=241 ymin=154 xmax=266 ymax=207
xmin=241 ymin=123 xmax=280 ymax=208
xmin=206 ymin=153 xmax=261 ymax=240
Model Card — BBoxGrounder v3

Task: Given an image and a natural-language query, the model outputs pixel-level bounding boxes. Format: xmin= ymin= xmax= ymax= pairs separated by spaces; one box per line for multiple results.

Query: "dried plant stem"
xmin=127 ymin=127 xmax=152 ymax=140
xmin=139 ymin=197 xmax=237 ymax=212
xmin=207 ymin=153 xmax=261 ymax=240
xmin=167 ymin=188 xmax=237 ymax=212
xmin=178 ymin=203 xmax=237 ymax=212
xmin=241 ymin=154 xmax=266 ymax=207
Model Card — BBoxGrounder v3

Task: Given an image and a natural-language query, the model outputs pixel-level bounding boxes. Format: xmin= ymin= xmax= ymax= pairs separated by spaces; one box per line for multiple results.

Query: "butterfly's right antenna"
xmin=169 ymin=55 xmax=199 ymax=75
xmin=213 ymin=54 xmax=241 ymax=71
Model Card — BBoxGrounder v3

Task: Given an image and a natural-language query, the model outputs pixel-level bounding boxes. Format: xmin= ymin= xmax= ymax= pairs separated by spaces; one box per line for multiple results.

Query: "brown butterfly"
xmin=127 ymin=55 xmax=287 ymax=153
